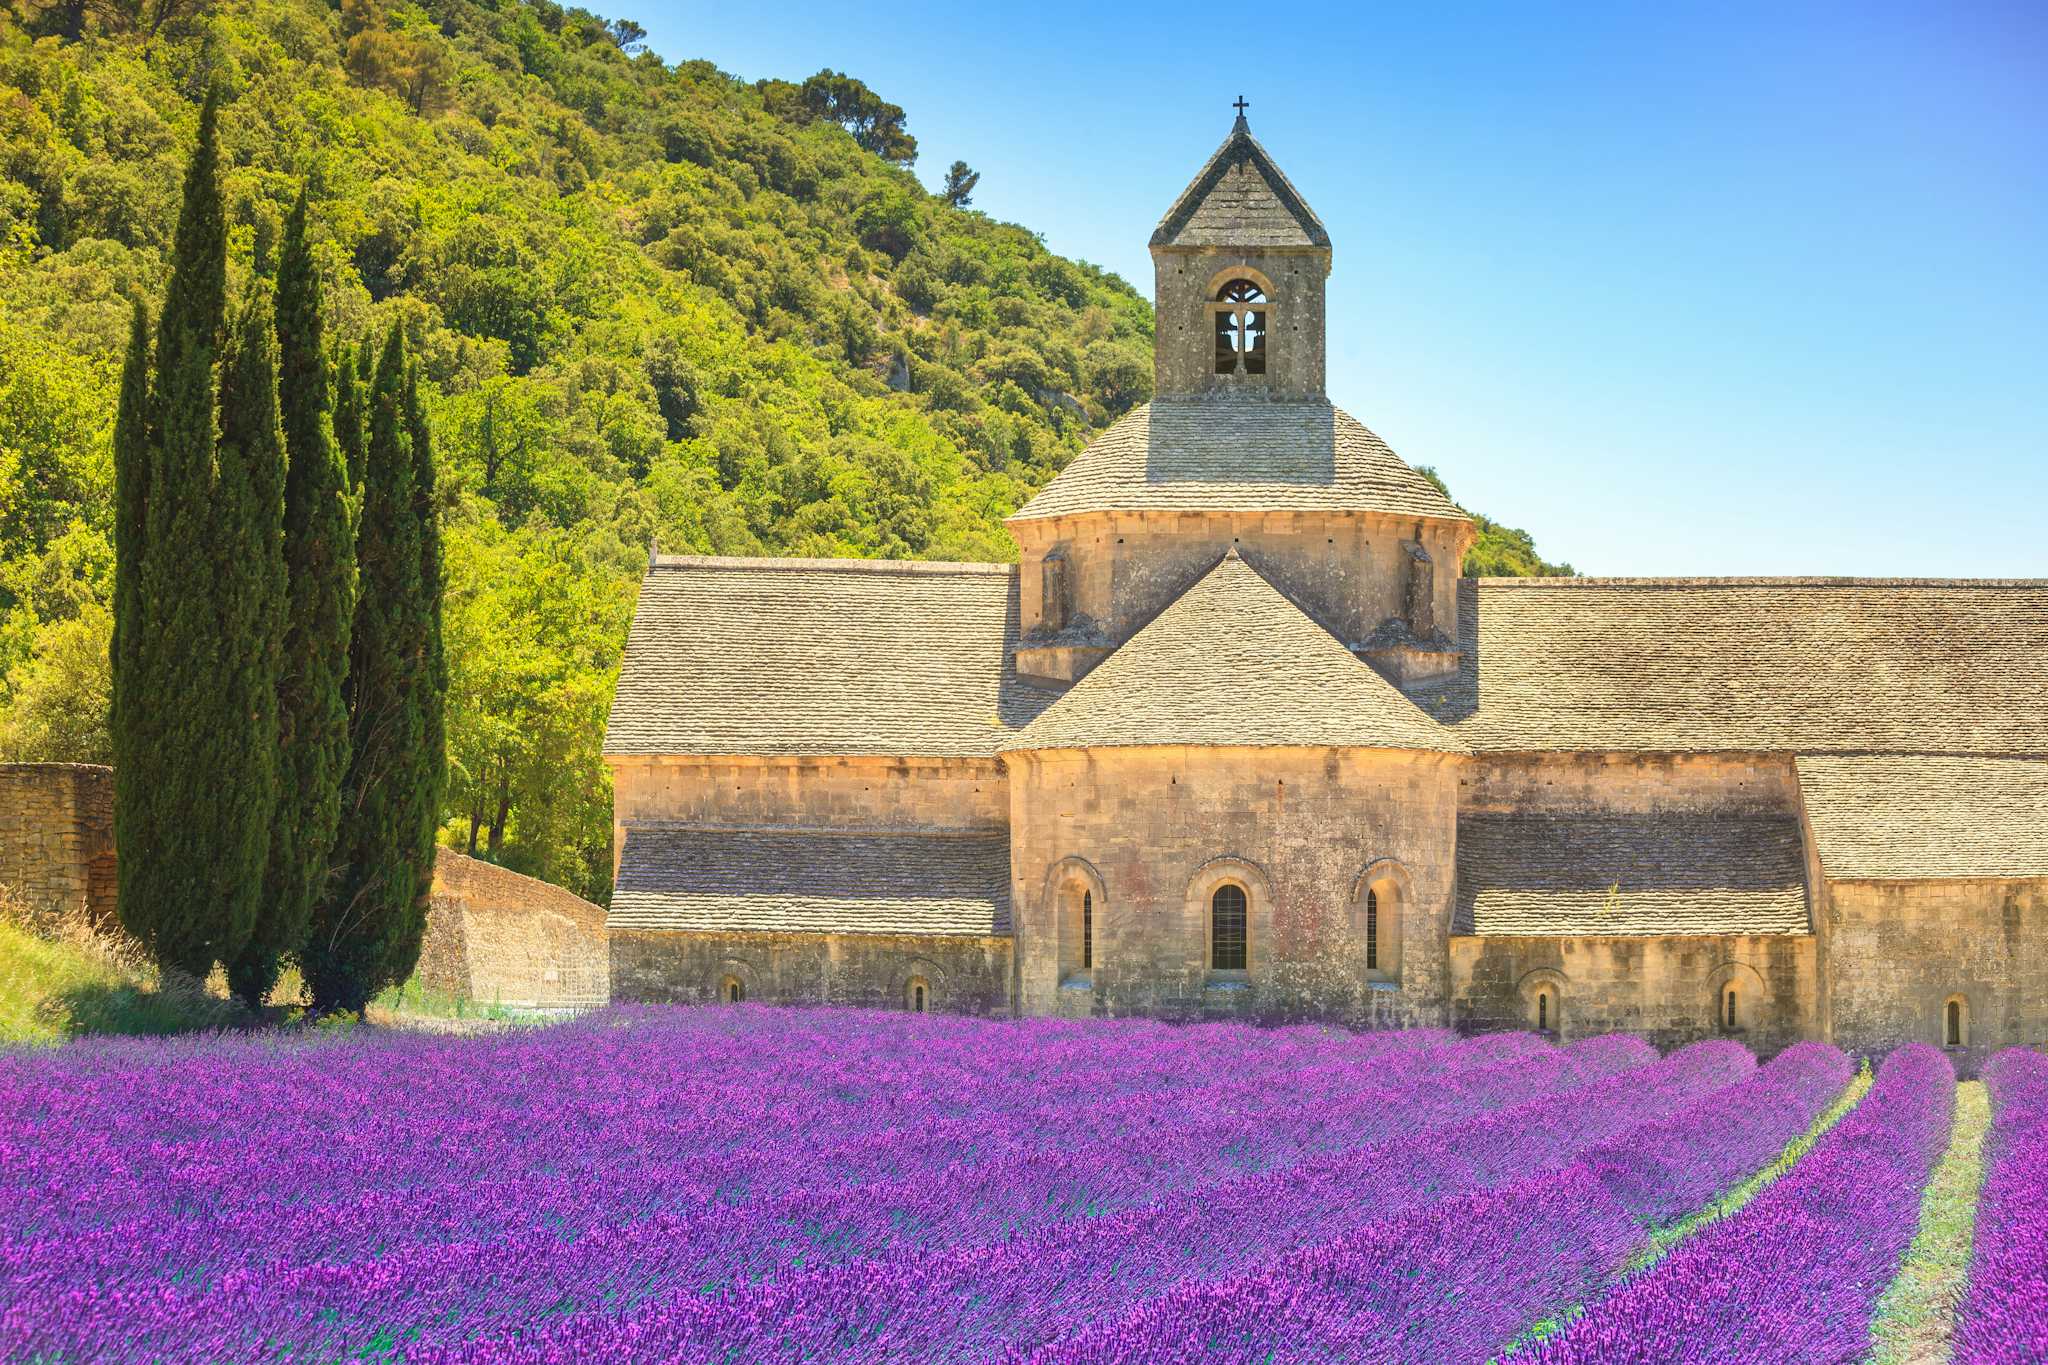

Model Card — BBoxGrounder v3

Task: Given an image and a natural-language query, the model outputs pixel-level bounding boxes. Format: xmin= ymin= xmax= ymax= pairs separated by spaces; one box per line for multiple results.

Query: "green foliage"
xmin=0 ymin=0 xmax=1563 ymax=908
xmin=1415 ymin=466 xmax=1576 ymax=577
xmin=941 ymin=160 xmax=978 ymax=209
xmin=236 ymin=194 xmax=352 ymax=1007
xmin=306 ymin=326 xmax=434 ymax=1014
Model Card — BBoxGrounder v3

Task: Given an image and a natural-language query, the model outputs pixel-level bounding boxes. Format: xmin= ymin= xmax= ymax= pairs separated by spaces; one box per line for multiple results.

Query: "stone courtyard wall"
xmin=1822 ymin=877 xmax=2047 ymax=1077
xmin=419 ymin=850 xmax=609 ymax=1009
xmin=0 ymin=763 xmax=115 ymax=926
xmin=611 ymin=927 xmax=1011 ymax=1014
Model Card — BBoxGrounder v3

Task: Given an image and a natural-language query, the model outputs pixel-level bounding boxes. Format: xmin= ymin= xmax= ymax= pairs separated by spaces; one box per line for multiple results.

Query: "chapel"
xmin=602 ymin=111 xmax=2048 ymax=1066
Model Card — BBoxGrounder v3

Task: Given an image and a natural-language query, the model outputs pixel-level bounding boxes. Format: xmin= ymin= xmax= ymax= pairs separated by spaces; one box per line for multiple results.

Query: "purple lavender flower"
xmin=1953 ymin=1047 xmax=2048 ymax=1363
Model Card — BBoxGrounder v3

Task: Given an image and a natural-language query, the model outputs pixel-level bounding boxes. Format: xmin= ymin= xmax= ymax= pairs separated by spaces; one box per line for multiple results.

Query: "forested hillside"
xmin=0 ymin=0 xmax=1567 ymax=901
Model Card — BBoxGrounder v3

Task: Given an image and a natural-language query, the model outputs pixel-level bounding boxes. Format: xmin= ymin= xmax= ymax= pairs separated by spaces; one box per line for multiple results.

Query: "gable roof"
xmin=603 ymin=557 xmax=1058 ymax=759
xmin=1796 ymin=755 xmax=2048 ymax=880
xmin=612 ymin=826 xmax=1010 ymax=937
xmin=1152 ymin=117 xmax=1330 ymax=251
xmin=1455 ymin=811 xmax=1811 ymax=936
xmin=1005 ymin=551 xmax=1464 ymax=754
xmin=1418 ymin=578 xmax=2048 ymax=756
xmin=1007 ymin=399 xmax=1471 ymax=523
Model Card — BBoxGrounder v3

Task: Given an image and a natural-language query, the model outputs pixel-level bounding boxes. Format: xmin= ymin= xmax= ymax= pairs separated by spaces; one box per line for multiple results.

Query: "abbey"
xmin=602 ymin=113 xmax=2048 ymax=1067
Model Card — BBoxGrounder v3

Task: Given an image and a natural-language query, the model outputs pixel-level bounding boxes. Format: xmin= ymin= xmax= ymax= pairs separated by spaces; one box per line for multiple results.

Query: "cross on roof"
xmin=1233 ymin=96 xmax=1249 ymax=116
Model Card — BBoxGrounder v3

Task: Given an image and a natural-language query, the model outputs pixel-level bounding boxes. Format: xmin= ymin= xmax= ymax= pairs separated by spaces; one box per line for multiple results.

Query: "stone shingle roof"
xmin=1151 ymin=117 xmax=1330 ymax=250
xmin=1008 ymin=399 xmax=1471 ymax=523
xmin=610 ymin=826 xmax=1010 ymax=936
xmin=1419 ymin=578 xmax=2048 ymax=756
xmin=603 ymin=557 xmax=1058 ymax=759
xmin=1006 ymin=551 xmax=1464 ymax=754
xmin=1455 ymin=811 xmax=1811 ymax=936
xmin=1796 ymin=755 xmax=2048 ymax=880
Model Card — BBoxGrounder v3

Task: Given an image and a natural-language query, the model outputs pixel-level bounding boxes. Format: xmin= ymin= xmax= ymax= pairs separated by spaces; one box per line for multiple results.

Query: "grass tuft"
xmin=1865 ymin=1079 xmax=1991 ymax=1365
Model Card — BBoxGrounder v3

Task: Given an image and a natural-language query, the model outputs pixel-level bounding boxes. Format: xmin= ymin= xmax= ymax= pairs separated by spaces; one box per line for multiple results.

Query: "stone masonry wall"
xmin=1823 ymin=877 xmax=2047 ymax=1077
xmin=418 ymin=850 xmax=610 ymax=1009
xmin=1153 ymin=249 xmax=1328 ymax=400
xmin=1005 ymin=745 xmax=1459 ymax=1027
xmin=1447 ymin=933 xmax=1820 ymax=1056
xmin=612 ymin=927 xmax=1011 ymax=1013
xmin=0 ymin=763 xmax=114 ymax=926
xmin=1014 ymin=511 xmax=1468 ymax=659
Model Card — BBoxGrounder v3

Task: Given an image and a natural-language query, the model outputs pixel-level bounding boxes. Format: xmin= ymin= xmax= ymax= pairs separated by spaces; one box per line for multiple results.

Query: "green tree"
xmin=940 ymin=160 xmax=978 ymax=209
xmin=116 ymin=89 xmax=235 ymax=980
xmin=232 ymin=195 xmax=356 ymax=1008
xmin=306 ymin=325 xmax=431 ymax=1013
xmin=206 ymin=283 xmax=289 ymax=992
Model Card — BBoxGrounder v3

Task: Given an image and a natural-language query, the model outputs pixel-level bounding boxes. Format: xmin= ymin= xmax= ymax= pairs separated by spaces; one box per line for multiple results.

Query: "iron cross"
xmin=1233 ymin=96 xmax=1249 ymax=116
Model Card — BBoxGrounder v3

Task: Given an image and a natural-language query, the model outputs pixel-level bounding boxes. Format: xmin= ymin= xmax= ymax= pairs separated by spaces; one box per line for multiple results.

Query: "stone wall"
xmin=1821 ymin=877 xmax=2047 ymax=1076
xmin=612 ymin=928 xmax=1011 ymax=1013
xmin=1152 ymin=250 xmax=1328 ymax=400
xmin=0 ymin=763 xmax=114 ymax=926
xmin=1458 ymin=752 xmax=1801 ymax=816
xmin=1004 ymin=745 xmax=1459 ymax=1027
xmin=1013 ymin=512 xmax=1469 ymax=662
xmin=417 ymin=850 xmax=610 ymax=1009
xmin=1447 ymin=933 xmax=1820 ymax=1055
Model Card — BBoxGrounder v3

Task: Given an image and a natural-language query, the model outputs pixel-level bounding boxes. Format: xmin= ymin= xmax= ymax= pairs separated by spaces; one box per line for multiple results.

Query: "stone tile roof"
xmin=1007 ymin=399 xmax=1471 ymax=523
xmin=1455 ymin=811 xmax=1811 ymax=936
xmin=1796 ymin=755 xmax=2048 ymax=880
xmin=603 ymin=557 xmax=1059 ymax=758
xmin=1151 ymin=117 xmax=1330 ymax=250
xmin=1418 ymin=578 xmax=2048 ymax=755
xmin=610 ymin=826 xmax=1011 ymax=936
xmin=1006 ymin=551 xmax=1465 ymax=754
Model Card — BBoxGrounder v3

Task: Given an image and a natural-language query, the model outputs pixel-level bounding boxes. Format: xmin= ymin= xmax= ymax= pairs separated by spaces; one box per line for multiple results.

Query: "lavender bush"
xmin=1953 ymin=1047 xmax=2048 ymax=1363
xmin=1517 ymin=1042 xmax=1955 ymax=1365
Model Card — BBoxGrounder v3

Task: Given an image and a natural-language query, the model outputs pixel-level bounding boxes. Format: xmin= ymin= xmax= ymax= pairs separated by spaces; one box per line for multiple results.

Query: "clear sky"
xmin=636 ymin=2 xmax=2046 ymax=576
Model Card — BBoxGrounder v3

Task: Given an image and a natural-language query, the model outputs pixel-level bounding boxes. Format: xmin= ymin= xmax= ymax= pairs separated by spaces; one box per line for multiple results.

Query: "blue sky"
xmin=637 ymin=2 xmax=2046 ymax=576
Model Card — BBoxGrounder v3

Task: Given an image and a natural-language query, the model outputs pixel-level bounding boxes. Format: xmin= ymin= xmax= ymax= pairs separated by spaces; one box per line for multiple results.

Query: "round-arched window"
xmin=1212 ymin=279 xmax=1269 ymax=377
xmin=720 ymin=975 xmax=744 ymax=1005
xmin=1211 ymin=883 xmax=1248 ymax=971
xmin=907 ymin=976 xmax=931 ymax=1013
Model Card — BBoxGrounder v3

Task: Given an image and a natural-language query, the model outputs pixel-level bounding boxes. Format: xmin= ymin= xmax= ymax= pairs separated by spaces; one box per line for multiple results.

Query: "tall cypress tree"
xmin=117 ymin=88 xmax=233 ymax=979
xmin=206 ymin=285 xmax=288 ymax=976
xmin=110 ymin=300 xmax=153 ymax=951
xmin=306 ymin=325 xmax=423 ymax=1013
xmin=230 ymin=196 xmax=355 ymax=1008
xmin=389 ymin=360 xmax=448 ymax=985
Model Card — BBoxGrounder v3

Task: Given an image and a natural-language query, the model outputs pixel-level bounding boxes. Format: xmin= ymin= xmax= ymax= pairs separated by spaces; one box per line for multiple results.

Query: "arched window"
xmin=1723 ymin=987 xmax=1738 ymax=1031
xmin=1534 ymin=987 xmax=1555 ymax=1033
xmin=1082 ymin=890 xmax=1093 ymax=970
xmin=1211 ymin=279 xmax=1269 ymax=377
xmin=1364 ymin=888 xmax=1378 ymax=971
xmin=720 ymin=975 xmax=744 ymax=1005
xmin=907 ymin=976 xmax=930 ymax=1013
xmin=1211 ymin=883 xmax=1248 ymax=971
xmin=1945 ymin=995 xmax=1969 ymax=1048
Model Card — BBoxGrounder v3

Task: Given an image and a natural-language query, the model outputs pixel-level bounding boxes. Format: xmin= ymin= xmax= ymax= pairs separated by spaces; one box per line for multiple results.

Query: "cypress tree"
xmin=332 ymin=342 xmax=367 ymax=495
xmin=117 ymin=88 xmax=233 ymax=978
xmin=206 ymin=285 xmax=288 ymax=978
xmin=230 ymin=196 xmax=355 ymax=1008
xmin=391 ymin=360 xmax=448 ymax=985
xmin=306 ymin=325 xmax=423 ymax=1013
xmin=109 ymin=300 xmax=153 ymax=956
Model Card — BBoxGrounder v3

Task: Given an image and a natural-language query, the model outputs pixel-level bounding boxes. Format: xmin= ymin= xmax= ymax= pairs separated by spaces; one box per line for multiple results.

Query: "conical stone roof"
xmin=1004 ymin=551 xmax=1466 ymax=754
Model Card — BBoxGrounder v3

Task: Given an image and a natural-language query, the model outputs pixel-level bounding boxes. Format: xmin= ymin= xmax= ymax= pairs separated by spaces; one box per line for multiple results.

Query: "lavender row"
xmin=1519 ymin=1042 xmax=1954 ymax=1365
xmin=1952 ymin=1047 xmax=2048 ymax=1364
xmin=414 ymin=1036 xmax=1736 ymax=1363
xmin=1032 ymin=1041 xmax=1853 ymax=1364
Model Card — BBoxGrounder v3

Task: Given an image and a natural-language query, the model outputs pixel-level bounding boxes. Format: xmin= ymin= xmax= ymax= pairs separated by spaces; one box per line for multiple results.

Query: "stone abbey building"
xmin=603 ymin=114 xmax=2048 ymax=1065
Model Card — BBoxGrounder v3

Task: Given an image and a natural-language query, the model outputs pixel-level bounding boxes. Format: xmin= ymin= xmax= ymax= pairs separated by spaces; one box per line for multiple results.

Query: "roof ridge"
xmin=1466 ymin=575 xmax=2048 ymax=588
xmin=1151 ymin=120 xmax=1330 ymax=250
xmin=625 ymin=820 xmax=1006 ymax=839
xmin=650 ymin=554 xmax=1016 ymax=577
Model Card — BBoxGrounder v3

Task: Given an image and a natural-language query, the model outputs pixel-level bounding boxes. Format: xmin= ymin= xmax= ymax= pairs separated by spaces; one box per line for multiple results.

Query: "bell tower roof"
xmin=1150 ymin=109 xmax=1330 ymax=252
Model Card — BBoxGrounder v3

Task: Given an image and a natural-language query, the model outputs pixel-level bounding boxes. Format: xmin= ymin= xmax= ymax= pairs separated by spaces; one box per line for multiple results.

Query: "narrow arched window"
xmin=1365 ymin=888 xmax=1378 ymax=971
xmin=1211 ymin=279 xmax=1269 ymax=376
xmin=1947 ymin=999 xmax=1962 ymax=1047
xmin=1724 ymin=987 xmax=1738 ymax=1031
xmin=1211 ymin=883 xmax=1248 ymax=971
xmin=721 ymin=976 xmax=744 ymax=1005
xmin=908 ymin=976 xmax=930 ymax=1013
xmin=1082 ymin=890 xmax=1093 ymax=970
xmin=1535 ymin=989 xmax=1553 ymax=1032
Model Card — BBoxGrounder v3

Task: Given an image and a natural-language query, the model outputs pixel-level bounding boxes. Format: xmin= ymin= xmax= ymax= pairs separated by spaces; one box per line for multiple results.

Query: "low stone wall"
xmin=612 ymin=928 xmax=1011 ymax=1015
xmin=420 ymin=851 xmax=610 ymax=1009
xmin=0 ymin=763 xmax=114 ymax=926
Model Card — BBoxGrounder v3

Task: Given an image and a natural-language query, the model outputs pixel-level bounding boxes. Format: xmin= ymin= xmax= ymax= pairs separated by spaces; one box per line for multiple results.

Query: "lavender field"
xmin=0 ymin=1008 xmax=2035 ymax=1363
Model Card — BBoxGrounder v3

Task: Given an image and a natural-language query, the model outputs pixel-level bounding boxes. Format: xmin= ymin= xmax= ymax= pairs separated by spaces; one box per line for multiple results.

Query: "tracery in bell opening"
xmin=1211 ymin=278 xmax=1269 ymax=376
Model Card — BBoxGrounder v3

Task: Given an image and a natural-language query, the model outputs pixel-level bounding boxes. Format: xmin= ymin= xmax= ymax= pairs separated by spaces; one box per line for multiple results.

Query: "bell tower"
xmin=1150 ymin=104 xmax=1332 ymax=401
